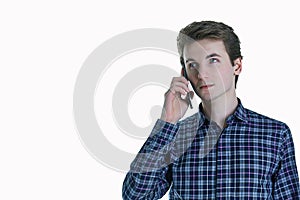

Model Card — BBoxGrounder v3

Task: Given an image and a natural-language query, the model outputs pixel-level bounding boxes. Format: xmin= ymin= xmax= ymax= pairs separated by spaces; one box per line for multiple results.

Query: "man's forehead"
xmin=183 ymin=39 xmax=226 ymax=58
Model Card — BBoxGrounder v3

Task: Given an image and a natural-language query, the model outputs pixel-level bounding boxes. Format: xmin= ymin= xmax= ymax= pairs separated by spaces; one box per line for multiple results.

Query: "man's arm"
xmin=122 ymin=119 xmax=179 ymax=200
xmin=273 ymin=126 xmax=300 ymax=199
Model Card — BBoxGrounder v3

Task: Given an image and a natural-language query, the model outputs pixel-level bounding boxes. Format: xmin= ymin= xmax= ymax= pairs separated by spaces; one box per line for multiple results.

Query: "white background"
xmin=1 ymin=0 xmax=300 ymax=199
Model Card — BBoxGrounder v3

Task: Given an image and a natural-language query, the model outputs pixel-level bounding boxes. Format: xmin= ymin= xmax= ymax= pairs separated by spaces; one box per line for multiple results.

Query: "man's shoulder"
xmin=244 ymin=107 xmax=290 ymax=131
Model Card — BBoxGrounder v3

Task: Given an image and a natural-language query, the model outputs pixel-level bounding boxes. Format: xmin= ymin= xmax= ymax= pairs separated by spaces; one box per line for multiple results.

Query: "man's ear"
xmin=180 ymin=57 xmax=186 ymax=77
xmin=181 ymin=67 xmax=185 ymax=76
xmin=233 ymin=58 xmax=242 ymax=75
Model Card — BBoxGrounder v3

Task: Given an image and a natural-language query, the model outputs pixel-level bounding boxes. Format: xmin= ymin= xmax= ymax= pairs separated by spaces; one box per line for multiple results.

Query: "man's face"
xmin=183 ymin=39 xmax=240 ymax=102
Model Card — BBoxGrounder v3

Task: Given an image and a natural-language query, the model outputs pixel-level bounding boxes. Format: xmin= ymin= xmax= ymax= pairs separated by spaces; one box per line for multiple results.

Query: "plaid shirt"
xmin=122 ymin=99 xmax=300 ymax=199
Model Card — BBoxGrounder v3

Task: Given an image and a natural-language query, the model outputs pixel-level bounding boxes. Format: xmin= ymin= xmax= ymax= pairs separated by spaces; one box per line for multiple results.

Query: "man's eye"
xmin=188 ymin=62 xmax=198 ymax=69
xmin=209 ymin=58 xmax=219 ymax=64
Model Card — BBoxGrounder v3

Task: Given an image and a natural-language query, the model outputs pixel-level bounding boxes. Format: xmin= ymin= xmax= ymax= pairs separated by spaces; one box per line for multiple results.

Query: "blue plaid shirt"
xmin=122 ymin=99 xmax=300 ymax=199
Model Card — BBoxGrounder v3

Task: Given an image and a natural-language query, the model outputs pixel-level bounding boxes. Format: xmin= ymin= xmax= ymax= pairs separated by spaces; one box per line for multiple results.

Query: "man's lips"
xmin=199 ymin=84 xmax=214 ymax=89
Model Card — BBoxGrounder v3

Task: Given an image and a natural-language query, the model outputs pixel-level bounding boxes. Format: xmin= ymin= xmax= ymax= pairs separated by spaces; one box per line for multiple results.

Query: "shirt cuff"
xmin=149 ymin=119 xmax=179 ymax=142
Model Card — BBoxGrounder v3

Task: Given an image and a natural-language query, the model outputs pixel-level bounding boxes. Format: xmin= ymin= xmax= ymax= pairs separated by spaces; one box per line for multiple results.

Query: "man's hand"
xmin=160 ymin=76 xmax=194 ymax=124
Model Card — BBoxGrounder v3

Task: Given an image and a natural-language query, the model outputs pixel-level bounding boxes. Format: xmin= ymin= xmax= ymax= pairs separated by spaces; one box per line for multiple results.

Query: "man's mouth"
xmin=200 ymin=84 xmax=214 ymax=90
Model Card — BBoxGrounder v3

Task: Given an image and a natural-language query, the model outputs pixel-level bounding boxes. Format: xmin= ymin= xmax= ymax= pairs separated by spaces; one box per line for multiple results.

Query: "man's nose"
xmin=196 ymin=65 xmax=208 ymax=79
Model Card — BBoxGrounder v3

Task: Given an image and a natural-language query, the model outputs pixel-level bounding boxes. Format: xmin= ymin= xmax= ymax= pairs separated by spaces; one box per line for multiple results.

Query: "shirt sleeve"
xmin=273 ymin=126 xmax=300 ymax=199
xmin=122 ymin=119 xmax=179 ymax=200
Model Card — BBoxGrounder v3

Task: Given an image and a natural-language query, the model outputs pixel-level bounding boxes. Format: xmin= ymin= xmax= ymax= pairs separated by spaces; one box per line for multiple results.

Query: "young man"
xmin=122 ymin=21 xmax=300 ymax=199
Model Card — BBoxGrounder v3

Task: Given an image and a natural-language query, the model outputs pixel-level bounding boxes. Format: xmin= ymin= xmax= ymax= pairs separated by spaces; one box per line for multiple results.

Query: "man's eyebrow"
xmin=185 ymin=58 xmax=196 ymax=63
xmin=185 ymin=53 xmax=221 ymax=63
xmin=205 ymin=53 xmax=221 ymax=59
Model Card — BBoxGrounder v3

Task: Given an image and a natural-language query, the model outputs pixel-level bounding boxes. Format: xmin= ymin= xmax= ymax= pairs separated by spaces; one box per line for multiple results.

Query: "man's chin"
xmin=198 ymin=93 xmax=215 ymax=102
xmin=193 ymin=88 xmax=214 ymax=102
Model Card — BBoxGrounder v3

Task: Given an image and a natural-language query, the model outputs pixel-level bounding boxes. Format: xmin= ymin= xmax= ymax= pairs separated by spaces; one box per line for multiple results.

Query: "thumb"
xmin=189 ymin=91 xmax=195 ymax=99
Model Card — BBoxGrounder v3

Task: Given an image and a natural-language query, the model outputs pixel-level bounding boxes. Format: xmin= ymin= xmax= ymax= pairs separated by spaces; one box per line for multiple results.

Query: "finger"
xmin=189 ymin=91 xmax=194 ymax=99
xmin=165 ymin=88 xmax=175 ymax=96
xmin=172 ymin=76 xmax=189 ymax=85
xmin=171 ymin=81 xmax=190 ymax=93
xmin=182 ymin=91 xmax=194 ymax=99
xmin=179 ymin=91 xmax=193 ymax=109
xmin=166 ymin=87 xmax=187 ymax=99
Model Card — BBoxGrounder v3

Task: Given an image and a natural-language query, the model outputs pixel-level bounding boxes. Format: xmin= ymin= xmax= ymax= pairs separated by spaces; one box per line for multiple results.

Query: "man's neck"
xmin=202 ymin=94 xmax=238 ymax=129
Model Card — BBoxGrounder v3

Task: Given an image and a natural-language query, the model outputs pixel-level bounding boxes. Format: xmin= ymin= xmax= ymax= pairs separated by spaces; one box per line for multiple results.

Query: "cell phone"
xmin=180 ymin=57 xmax=193 ymax=109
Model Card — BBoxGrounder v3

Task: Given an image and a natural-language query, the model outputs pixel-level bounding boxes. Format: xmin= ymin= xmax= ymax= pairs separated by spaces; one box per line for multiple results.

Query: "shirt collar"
xmin=197 ymin=98 xmax=248 ymax=126
xmin=232 ymin=98 xmax=248 ymax=123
